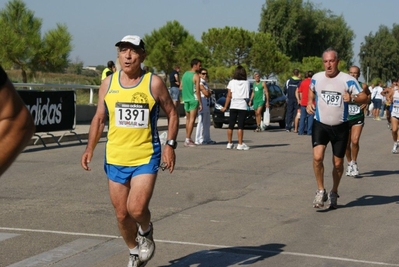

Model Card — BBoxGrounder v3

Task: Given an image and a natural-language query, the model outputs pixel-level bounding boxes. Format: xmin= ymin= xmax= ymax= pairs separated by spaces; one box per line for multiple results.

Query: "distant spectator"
xmin=101 ymin=60 xmax=116 ymax=81
xmin=248 ymin=72 xmax=269 ymax=132
xmin=220 ymin=66 xmax=251 ymax=150
xmin=169 ymin=65 xmax=181 ymax=107
xmin=371 ymin=81 xmax=384 ymax=120
xmin=296 ymin=70 xmax=314 ymax=135
xmin=181 ymin=59 xmax=202 ymax=147
xmin=284 ymin=69 xmax=302 ymax=132
xmin=195 ymin=68 xmax=216 ymax=145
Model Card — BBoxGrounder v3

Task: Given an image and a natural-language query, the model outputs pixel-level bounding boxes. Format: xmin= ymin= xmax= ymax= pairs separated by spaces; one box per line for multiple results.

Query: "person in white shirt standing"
xmin=220 ymin=66 xmax=250 ymax=150
xmin=371 ymin=81 xmax=384 ymax=120
xmin=195 ymin=68 xmax=216 ymax=145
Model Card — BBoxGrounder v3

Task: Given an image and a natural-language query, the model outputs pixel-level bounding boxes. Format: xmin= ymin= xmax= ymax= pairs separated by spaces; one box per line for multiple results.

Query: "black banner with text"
xmin=18 ymin=90 xmax=76 ymax=133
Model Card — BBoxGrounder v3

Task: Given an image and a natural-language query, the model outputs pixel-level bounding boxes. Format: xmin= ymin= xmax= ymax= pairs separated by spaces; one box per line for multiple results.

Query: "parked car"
xmin=212 ymin=81 xmax=287 ymax=129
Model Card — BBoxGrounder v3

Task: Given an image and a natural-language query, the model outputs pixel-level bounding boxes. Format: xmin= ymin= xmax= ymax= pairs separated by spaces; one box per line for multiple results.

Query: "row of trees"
xmin=359 ymin=25 xmax=399 ymax=83
xmin=144 ymin=0 xmax=357 ymax=85
xmin=0 ymin=0 xmax=72 ymax=82
xmin=145 ymin=0 xmax=398 ymax=85
xmin=1 ymin=0 xmax=398 ymax=85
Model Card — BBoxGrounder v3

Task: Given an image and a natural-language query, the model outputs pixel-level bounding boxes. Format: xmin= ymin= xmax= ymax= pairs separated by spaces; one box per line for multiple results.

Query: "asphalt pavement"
xmin=1 ymin=116 xmax=398 ymax=267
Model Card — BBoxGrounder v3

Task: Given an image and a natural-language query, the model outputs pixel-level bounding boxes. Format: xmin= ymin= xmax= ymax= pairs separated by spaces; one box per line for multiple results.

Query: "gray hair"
xmin=322 ymin=47 xmax=338 ymax=60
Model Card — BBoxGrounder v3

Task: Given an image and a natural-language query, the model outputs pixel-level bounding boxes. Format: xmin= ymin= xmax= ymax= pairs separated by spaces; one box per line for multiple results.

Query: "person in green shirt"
xmin=180 ymin=58 xmax=202 ymax=147
xmin=249 ymin=72 xmax=269 ymax=132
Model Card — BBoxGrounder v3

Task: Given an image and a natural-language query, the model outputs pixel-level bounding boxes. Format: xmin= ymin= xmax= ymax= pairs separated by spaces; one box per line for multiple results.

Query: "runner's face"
xmin=254 ymin=74 xmax=260 ymax=82
xmin=118 ymin=43 xmax=145 ymax=73
xmin=349 ymin=67 xmax=360 ymax=80
xmin=323 ymin=51 xmax=339 ymax=78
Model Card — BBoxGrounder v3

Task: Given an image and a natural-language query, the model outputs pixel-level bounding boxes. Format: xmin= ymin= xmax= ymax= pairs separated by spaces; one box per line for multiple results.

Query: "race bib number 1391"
xmin=115 ymin=102 xmax=149 ymax=128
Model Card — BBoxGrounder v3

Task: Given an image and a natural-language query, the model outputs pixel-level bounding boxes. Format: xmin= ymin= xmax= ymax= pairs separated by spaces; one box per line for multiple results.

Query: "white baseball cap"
xmin=115 ymin=35 xmax=145 ymax=52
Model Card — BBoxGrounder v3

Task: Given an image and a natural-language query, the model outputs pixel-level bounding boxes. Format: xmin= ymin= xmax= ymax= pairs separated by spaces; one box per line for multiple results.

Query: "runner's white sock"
xmin=139 ymin=224 xmax=151 ymax=236
xmin=129 ymin=246 xmax=139 ymax=255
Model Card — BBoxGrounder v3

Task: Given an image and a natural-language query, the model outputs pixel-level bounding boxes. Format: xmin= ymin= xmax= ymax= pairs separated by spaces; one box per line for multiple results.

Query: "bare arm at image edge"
xmin=81 ymin=75 xmax=109 ymax=171
xmin=0 ymin=67 xmax=35 ymax=176
xmin=152 ymin=75 xmax=179 ymax=173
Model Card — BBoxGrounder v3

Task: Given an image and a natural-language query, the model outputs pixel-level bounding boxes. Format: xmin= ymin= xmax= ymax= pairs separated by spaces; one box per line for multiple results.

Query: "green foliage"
xmin=249 ymin=32 xmax=290 ymax=78
xmin=259 ymin=0 xmax=354 ymax=67
xmin=0 ymin=0 xmax=41 ymax=82
xmin=259 ymin=0 xmax=302 ymax=58
xmin=96 ymin=65 xmax=106 ymax=71
xmin=175 ymin=35 xmax=210 ymax=74
xmin=143 ymin=20 xmax=211 ymax=85
xmin=359 ymin=25 xmax=399 ymax=82
xmin=301 ymin=56 xmax=323 ymax=73
xmin=66 ymin=61 xmax=84 ymax=75
xmin=144 ymin=21 xmax=194 ymax=75
xmin=34 ymin=23 xmax=72 ymax=72
xmin=6 ymin=69 xmax=100 ymax=86
xmin=202 ymin=26 xmax=252 ymax=67
xmin=0 ymin=0 xmax=72 ymax=82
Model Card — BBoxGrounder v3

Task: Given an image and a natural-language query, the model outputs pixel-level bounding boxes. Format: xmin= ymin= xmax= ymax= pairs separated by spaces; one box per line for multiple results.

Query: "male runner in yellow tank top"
xmin=81 ymin=35 xmax=179 ymax=267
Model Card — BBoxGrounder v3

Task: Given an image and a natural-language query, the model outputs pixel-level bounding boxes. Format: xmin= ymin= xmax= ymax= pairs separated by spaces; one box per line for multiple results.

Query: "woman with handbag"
xmin=249 ymin=72 xmax=269 ymax=132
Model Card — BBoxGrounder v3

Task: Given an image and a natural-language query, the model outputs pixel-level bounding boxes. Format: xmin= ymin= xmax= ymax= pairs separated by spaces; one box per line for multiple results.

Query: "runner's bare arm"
xmin=152 ymin=75 xmax=178 ymax=173
xmin=0 ymin=70 xmax=35 ymax=176
xmin=81 ymin=76 xmax=109 ymax=171
xmin=306 ymin=88 xmax=315 ymax=114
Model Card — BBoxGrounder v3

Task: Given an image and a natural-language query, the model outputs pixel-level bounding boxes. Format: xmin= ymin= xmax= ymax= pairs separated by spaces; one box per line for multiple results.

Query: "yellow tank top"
xmin=104 ymin=71 xmax=161 ymax=166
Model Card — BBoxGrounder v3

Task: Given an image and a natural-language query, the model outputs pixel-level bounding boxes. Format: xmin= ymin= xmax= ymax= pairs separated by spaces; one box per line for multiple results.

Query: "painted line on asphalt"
xmin=7 ymin=238 xmax=105 ymax=267
xmin=1 ymin=227 xmax=398 ymax=266
xmin=0 ymin=227 xmax=119 ymax=239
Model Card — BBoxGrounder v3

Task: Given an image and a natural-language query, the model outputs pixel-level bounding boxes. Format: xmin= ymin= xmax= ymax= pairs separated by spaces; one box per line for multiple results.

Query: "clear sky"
xmin=3 ymin=0 xmax=398 ymax=67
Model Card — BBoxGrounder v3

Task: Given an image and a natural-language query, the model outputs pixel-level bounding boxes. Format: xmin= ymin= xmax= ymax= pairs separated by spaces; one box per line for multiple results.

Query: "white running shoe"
xmin=136 ymin=223 xmax=155 ymax=262
xmin=127 ymin=254 xmax=147 ymax=267
xmin=328 ymin=191 xmax=340 ymax=209
xmin=351 ymin=163 xmax=359 ymax=177
xmin=392 ymin=142 xmax=398 ymax=154
xmin=346 ymin=164 xmax=353 ymax=176
xmin=313 ymin=189 xmax=328 ymax=208
xmin=184 ymin=140 xmax=196 ymax=147
xmin=226 ymin=143 xmax=234 ymax=149
xmin=236 ymin=143 xmax=250 ymax=150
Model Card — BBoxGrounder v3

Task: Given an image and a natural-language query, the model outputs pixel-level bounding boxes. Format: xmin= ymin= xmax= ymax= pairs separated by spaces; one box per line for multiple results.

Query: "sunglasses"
xmin=201 ymin=73 xmax=208 ymax=75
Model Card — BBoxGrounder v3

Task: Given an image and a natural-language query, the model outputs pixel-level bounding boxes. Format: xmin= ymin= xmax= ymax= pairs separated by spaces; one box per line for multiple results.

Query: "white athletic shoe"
xmin=236 ymin=143 xmax=250 ymax=150
xmin=351 ymin=163 xmax=359 ymax=177
xmin=226 ymin=143 xmax=234 ymax=149
xmin=346 ymin=164 xmax=353 ymax=176
xmin=392 ymin=142 xmax=398 ymax=154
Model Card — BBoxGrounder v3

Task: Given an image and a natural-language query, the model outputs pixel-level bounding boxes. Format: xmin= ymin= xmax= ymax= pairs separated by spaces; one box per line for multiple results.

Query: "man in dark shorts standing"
xmin=307 ymin=48 xmax=368 ymax=209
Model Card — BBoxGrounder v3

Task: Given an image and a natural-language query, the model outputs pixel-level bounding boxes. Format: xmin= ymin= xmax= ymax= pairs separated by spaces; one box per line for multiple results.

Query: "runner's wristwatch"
xmin=166 ymin=140 xmax=177 ymax=149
